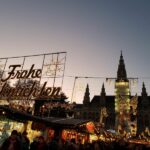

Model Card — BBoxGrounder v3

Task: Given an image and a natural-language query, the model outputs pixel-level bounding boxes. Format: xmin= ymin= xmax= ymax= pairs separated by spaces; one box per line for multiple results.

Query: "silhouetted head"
xmin=22 ymin=131 xmax=28 ymax=136
xmin=11 ymin=130 xmax=18 ymax=136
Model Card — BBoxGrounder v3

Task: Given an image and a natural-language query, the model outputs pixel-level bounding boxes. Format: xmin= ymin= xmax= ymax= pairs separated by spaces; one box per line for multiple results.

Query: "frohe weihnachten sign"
xmin=0 ymin=52 xmax=67 ymax=100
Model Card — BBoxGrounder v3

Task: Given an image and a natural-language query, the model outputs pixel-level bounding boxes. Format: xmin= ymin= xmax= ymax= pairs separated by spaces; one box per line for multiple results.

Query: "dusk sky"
xmin=0 ymin=0 xmax=150 ymax=103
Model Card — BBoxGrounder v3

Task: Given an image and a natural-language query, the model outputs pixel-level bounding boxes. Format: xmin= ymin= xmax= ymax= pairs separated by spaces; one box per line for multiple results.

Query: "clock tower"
xmin=115 ymin=51 xmax=131 ymax=133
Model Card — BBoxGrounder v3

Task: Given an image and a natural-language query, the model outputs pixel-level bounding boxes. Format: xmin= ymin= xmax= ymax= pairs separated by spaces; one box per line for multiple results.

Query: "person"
xmin=67 ymin=138 xmax=78 ymax=150
xmin=21 ymin=131 xmax=30 ymax=150
xmin=48 ymin=137 xmax=58 ymax=150
xmin=36 ymin=136 xmax=48 ymax=150
xmin=30 ymin=136 xmax=38 ymax=150
xmin=0 ymin=130 xmax=22 ymax=150
xmin=0 ymin=129 xmax=9 ymax=146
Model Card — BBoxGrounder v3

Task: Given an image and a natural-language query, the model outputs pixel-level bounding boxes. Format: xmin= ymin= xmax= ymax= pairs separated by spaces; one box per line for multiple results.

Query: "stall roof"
xmin=0 ymin=105 xmax=91 ymax=129
xmin=45 ymin=117 xmax=90 ymax=127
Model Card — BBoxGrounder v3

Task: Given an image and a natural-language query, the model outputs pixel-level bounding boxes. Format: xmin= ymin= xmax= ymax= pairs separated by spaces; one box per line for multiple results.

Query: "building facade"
xmin=74 ymin=52 xmax=150 ymax=135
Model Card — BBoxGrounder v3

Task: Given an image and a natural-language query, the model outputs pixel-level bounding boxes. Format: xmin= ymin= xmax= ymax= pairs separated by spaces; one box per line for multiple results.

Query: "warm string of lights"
xmin=37 ymin=102 xmax=76 ymax=117
xmin=9 ymin=100 xmax=34 ymax=113
xmin=40 ymin=102 xmax=75 ymax=110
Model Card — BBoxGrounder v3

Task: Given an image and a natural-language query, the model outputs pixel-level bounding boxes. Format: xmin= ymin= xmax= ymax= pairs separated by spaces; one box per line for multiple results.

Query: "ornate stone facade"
xmin=73 ymin=52 xmax=150 ymax=135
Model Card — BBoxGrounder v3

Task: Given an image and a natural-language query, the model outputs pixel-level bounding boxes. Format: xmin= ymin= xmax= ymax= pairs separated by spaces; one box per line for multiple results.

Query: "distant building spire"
xmin=101 ymin=83 xmax=106 ymax=97
xmin=141 ymin=82 xmax=147 ymax=97
xmin=83 ymin=84 xmax=90 ymax=106
xmin=141 ymin=82 xmax=149 ymax=108
xmin=117 ymin=51 xmax=128 ymax=81
xmin=100 ymin=83 xmax=106 ymax=106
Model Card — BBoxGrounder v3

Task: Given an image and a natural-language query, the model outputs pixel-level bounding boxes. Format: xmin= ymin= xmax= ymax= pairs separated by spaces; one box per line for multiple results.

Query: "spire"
xmin=141 ymin=82 xmax=147 ymax=97
xmin=101 ymin=83 xmax=106 ymax=96
xmin=100 ymin=83 xmax=106 ymax=106
xmin=141 ymin=82 xmax=149 ymax=108
xmin=83 ymin=84 xmax=90 ymax=106
xmin=117 ymin=51 xmax=128 ymax=81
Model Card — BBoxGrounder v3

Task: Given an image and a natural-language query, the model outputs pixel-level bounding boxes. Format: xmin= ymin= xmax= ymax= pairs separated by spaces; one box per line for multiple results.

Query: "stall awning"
xmin=0 ymin=105 xmax=91 ymax=129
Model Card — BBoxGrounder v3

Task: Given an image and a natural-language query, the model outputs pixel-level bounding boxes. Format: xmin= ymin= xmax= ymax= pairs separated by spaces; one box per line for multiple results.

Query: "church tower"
xmin=100 ymin=83 xmax=106 ymax=107
xmin=83 ymin=84 xmax=90 ymax=106
xmin=99 ymin=83 xmax=108 ymax=125
xmin=141 ymin=82 xmax=149 ymax=108
xmin=137 ymin=83 xmax=150 ymax=134
xmin=115 ymin=51 xmax=131 ymax=133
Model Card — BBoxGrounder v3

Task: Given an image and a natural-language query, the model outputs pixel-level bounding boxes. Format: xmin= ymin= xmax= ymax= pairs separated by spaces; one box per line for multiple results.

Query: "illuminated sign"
xmin=0 ymin=52 xmax=67 ymax=100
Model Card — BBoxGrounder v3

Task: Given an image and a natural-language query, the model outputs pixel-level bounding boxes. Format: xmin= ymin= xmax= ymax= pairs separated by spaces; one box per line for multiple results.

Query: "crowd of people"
xmin=0 ymin=130 xmax=149 ymax=150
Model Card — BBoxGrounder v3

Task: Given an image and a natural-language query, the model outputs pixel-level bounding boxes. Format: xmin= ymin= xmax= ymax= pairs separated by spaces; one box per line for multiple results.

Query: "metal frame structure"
xmin=0 ymin=52 xmax=67 ymax=101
